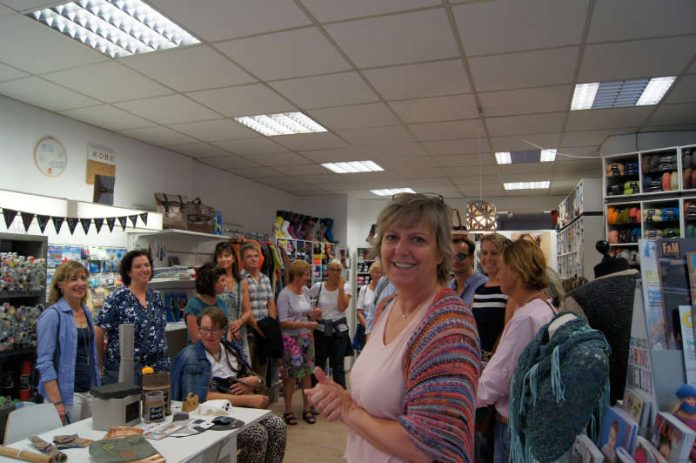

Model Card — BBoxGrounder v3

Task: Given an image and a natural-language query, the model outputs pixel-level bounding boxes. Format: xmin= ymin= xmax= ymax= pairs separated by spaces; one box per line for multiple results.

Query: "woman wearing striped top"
xmin=306 ymin=193 xmax=480 ymax=463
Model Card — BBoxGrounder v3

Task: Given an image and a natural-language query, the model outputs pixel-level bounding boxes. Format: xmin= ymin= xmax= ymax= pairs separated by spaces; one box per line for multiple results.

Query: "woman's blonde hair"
xmin=502 ymin=240 xmax=548 ymax=291
xmin=328 ymin=259 xmax=343 ymax=270
xmin=368 ymin=261 xmax=382 ymax=274
xmin=48 ymin=261 xmax=89 ymax=305
xmin=287 ymin=259 xmax=310 ymax=283
xmin=479 ymin=233 xmax=511 ymax=253
xmin=545 ymin=267 xmax=566 ymax=307
xmin=371 ymin=193 xmax=452 ymax=283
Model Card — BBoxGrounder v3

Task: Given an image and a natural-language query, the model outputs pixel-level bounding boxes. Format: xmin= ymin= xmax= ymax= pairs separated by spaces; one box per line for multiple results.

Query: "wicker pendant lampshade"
xmin=466 ymin=200 xmax=497 ymax=231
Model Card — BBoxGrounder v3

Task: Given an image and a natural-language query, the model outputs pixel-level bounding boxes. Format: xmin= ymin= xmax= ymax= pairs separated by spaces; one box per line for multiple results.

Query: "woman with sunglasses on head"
xmin=477 ymin=240 xmax=556 ymax=463
xmin=306 ymin=193 xmax=480 ymax=463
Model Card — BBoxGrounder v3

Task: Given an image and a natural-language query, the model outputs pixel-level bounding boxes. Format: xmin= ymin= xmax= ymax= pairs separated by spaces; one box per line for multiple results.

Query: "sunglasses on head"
xmin=391 ymin=192 xmax=444 ymax=202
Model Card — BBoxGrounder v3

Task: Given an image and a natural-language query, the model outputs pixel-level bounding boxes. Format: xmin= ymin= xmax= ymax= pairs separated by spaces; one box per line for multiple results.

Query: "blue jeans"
xmin=494 ymin=421 xmax=510 ymax=463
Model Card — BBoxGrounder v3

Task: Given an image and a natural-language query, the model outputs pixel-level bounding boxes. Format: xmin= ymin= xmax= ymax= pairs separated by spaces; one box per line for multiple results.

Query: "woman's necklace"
xmin=394 ymin=288 xmax=437 ymax=319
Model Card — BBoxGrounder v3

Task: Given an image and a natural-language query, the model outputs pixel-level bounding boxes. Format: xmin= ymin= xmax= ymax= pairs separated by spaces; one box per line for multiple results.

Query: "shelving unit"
xmin=275 ymin=238 xmax=336 ymax=286
xmin=355 ymin=247 xmax=375 ymax=288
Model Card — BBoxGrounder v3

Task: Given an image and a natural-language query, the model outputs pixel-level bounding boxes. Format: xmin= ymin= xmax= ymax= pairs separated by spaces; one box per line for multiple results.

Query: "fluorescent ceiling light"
xmin=370 ymin=188 xmax=415 ymax=197
xmin=28 ymin=0 xmax=200 ymax=59
xmin=571 ymin=77 xmax=676 ymax=110
xmin=235 ymin=112 xmax=327 ymax=136
xmin=322 ymin=161 xmax=383 ymax=174
xmin=540 ymin=149 xmax=557 ymax=162
xmin=495 ymin=152 xmax=511 ymax=165
xmin=503 ymin=181 xmax=550 ymax=191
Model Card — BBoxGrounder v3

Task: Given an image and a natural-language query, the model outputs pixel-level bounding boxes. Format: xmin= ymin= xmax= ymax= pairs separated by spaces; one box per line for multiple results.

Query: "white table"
xmin=0 ymin=403 xmax=270 ymax=463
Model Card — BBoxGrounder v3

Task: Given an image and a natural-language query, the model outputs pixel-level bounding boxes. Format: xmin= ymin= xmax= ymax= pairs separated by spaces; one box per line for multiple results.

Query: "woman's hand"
xmin=229 ymin=319 xmax=244 ymax=333
xmin=309 ymin=307 xmax=322 ymax=320
xmin=305 ymin=321 xmax=318 ymax=330
xmin=55 ymin=402 xmax=67 ymax=424
xmin=229 ymin=376 xmax=260 ymax=395
xmin=305 ymin=367 xmax=354 ymax=422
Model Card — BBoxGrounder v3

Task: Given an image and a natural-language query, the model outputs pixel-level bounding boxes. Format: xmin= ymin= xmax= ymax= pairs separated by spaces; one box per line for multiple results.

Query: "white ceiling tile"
xmin=0 ymin=77 xmax=99 ymax=111
xmin=121 ymin=45 xmax=255 ymax=92
xmin=214 ymin=138 xmax=289 ymax=156
xmin=274 ymin=164 xmax=330 ymax=176
xmin=199 ymin=156 xmax=263 ymax=169
xmin=454 ymin=0 xmax=587 ymax=55
xmin=61 ymin=105 xmax=156 ymax=131
xmin=555 ymin=146 xmax=601 ymax=161
xmin=308 ymin=103 xmax=400 ymax=130
xmin=120 ymin=127 xmax=199 ymax=146
xmin=299 ymin=148 xmax=368 ymax=163
xmin=337 ymin=126 xmax=415 ymax=146
xmin=560 ymin=130 xmax=621 ymax=147
xmin=0 ymin=62 xmax=28 ymax=81
xmin=147 ymin=0 xmax=311 ymax=42
xmin=187 ymin=83 xmax=296 ymax=117
xmin=270 ymin=72 xmax=379 ymax=109
xmin=325 ymin=10 xmax=458 ymax=67
xmin=423 ymin=139 xmax=490 ymax=155
xmin=168 ymin=143 xmax=233 ymax=159
xmin=215 ymin=27 xmax=351 ymax=81
xmin=296 ymin=174 xmax=350 ymax=185
xmin=689 ymin=61 xmax=696 ymax=74
xmin=272 ymin=133 xmax=349 ymax=151
xmin=647 ymin=103 xmax=696 ymax=127
xmin=378 ymin=157 xmax=440 ymax=171
xmin=588 ymin=0 xmax=696 ymax=43
xmin=499 ymin=171 xmax=554 ymax=182
xmin=301 ymin=0 xmax=438 ymax=22
xmin=469 ymin=48 xmax=579 ymax=92
xmin=363 ymin=60 xmax=470 ymax=100
xmin=249 ymin=152 xmax=310 ymax=167
xmin=433 ymin=153 xmax=497 ymax=167
xmin=168 ymin=119 xmax=257 ymax=142
xmin=0 ymin=14 xmax=105 ymax=74
xmin=664 ymin=75 xmax=696 ymax=104
xmin=43 ymin=62 xmax=172 ymax=103
xmin=409 ymin=120 xmax=480 ymax=141
xmin=554 ymin=159 xmax=602 ymax=174
xmin=0 ymin=1 xmax=61 ymax=12
xmin=486 ymin=113 xmax=566 ymax=136
xmin=578 ymin=36 xmax=696 ymax=82
xmin=0 ymin=4 xmax=12 ymax=15
xmin=479 ymin=86 xmax=572 ymax=117
xmin=490 ymin=133 xmax=561 ymax=151
xmin=499 ymin=163 xmax=556 ymax=176
xmin=565 ymin=107 xmax=652 ymax=131
xmin=389 ymin=94 xmax=478 ymax=123
xmin=360 ymin=143 xmax=428 ymax=158
xmin=115 ymin=95 xmax=220 ymax=125
xmin=228 ymin=166 xmax=275 ymax=178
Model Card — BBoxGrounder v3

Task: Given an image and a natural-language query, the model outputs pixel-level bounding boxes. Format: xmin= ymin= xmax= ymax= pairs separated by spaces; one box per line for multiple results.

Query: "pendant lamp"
xmin=466 ymin=121 xmax=497 ymax=231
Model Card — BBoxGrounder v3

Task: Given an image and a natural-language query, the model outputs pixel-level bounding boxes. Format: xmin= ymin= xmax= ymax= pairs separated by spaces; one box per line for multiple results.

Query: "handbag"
xmin=184 ymin=197 xmax=215 ymax=233
xmin=154 ymin=193 xmax=188 ymax=230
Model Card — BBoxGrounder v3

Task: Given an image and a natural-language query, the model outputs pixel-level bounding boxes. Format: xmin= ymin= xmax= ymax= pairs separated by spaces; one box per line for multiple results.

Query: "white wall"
xmin=600 ymin=130 xmax=696 ymax=156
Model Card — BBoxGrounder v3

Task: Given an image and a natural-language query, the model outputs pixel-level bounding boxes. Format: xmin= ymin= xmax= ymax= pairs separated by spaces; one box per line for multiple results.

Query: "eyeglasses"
xmin=199 ymin=327 xmax=223 ymax=335
xmin=391 ymin=192 xmax=444 ymax=202
xmin=453 ymin=253 xmax=470 ymax=261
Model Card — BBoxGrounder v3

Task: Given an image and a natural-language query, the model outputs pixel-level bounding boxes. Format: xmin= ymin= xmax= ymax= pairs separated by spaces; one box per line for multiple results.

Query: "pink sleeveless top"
xmin=345 ymin=299 xmax=430 ymax=463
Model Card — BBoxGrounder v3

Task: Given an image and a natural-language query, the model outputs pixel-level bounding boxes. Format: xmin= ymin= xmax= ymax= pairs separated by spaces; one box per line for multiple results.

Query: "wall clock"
xmin=34 ymin=136 xmax=67 ymax=177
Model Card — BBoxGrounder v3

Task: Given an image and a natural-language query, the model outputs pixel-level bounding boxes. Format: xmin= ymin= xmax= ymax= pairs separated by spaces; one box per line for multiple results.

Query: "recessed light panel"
xmin=322 ymin=161 xmax=384 ymax=174
xmin=495 ymin=152 xmax=511 ymax=165
xmin=28 ymin=0 xmax=200 ymax=59
xmin=370 ymin=188 xmax=415 ymax=197
xmin=495 ymin=150 xmax=556 ymax=164
xmin=503 ymin=181 xmax=550 ymax=191
xmin=235 ymin=112 xmax=327 ymax=136
xmin=571 ymin=77 xmax=676 ymax=110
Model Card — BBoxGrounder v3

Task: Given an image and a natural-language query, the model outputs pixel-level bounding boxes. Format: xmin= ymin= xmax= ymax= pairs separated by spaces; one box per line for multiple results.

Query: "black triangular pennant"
xmin=21 ymin=212 xmax=35 ymax=232
xmin=36 ymin=215 xmax=50 ymax=233
xmin=139 ymin=212 xmax=148 ymax=226
xmin=52 ymin=216 xmax=65 ymax=234
xmin=2 ymin=208 xmax=18 ymax=228
xmin=93 ymin=217 xmax=104 ymax=233
xmin=66 ymin=217 xmax=79 ymax=235
xmin=80 ymin=218 xmax=92 ymax=234
xmin=106 ymin=217 xmax=116 ymax=232
xmin=118 ymin=216 xmax=128 ymax=231
xmin=128 ymin=214 xmax=138 ymax=228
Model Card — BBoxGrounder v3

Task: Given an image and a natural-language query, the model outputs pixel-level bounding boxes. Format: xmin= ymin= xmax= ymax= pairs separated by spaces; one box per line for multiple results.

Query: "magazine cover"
xmin=572 ymin=434 xmax=604 ymax=463
xmin=599 ymin=405 xmax=640 ymax=460
xmin=633 ymin=436 xmax=668 ymax=463
xmin=616 ymin=447 xmax=636 ymax=463
xmin=639 ymin=240 xmax=669 ymax=350
xmin=652 ymin=411 xmax=696 ymax=463
xmin=623 ymin=389 xmax=651 ymax=434
xmin=678 ymin=305 xmax=696 ymax=385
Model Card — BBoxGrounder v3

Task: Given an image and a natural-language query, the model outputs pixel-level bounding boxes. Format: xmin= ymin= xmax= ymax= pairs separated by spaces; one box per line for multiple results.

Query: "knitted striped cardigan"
xmin=374 ymin=287 xmax=481 ymax=463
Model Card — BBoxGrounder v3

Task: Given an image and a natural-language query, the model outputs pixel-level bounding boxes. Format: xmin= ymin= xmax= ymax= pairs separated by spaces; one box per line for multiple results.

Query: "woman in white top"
xmin=355 ymin=262 xmax=382 ymax=350
xmin=277 ymin=260 xmax=321 ymax=425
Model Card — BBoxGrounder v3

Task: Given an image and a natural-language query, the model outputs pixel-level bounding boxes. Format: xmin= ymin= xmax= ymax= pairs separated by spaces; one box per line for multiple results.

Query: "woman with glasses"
xmin=184 ymin=263 xmax=229 ymax=344
xmin=306 ymin=193 xmax=480 ymax=463
xmin=171 ymin=307 xmax=287 ymax=463
xmin=309 ymin=259 xmax=351 ymax=389
xmin=277 ymin=260 xmax=321 ymax=425
xmin=477 ymin=240 xmax=555 ymax=463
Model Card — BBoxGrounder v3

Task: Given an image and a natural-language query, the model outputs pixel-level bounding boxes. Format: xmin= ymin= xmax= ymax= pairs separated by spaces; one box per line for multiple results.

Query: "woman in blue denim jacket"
xmin=36 ymin=261 xmax=100 ymax=423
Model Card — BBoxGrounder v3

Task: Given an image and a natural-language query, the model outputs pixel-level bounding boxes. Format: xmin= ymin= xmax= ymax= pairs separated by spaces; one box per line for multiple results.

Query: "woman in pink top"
xmin=477 ymin=240 xmax=556 ymax=463
xmin=306 ymin=193 xmax=480 ymax=463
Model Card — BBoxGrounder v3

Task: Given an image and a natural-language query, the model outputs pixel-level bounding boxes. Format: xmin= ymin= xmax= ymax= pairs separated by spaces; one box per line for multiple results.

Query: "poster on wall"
xmin=86 ymin=144 xmax=115 ymax=185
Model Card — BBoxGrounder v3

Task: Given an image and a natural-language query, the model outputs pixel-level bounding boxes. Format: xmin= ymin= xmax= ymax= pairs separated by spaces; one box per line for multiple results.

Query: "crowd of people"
xmin=37 ymin=192 xmax=572 ymax=463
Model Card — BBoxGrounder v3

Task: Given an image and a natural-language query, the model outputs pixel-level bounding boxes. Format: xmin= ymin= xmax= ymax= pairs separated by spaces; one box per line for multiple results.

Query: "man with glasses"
xmin=449 ymin=236 xmax=488 ymax=307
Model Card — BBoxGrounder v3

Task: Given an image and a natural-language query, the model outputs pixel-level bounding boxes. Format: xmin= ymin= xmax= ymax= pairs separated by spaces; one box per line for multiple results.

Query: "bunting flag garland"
xmin=80 ymin=218 xmax=92 ymax=235
xmin=53 ymin=216 xmax=65 ymax=234
xmin=36 ymin=215 xmax=50 ymax=233
xmin=93 ymin=217 xmax=104 ymax=233
xmin=128 ymin=214 xmax=138 ymax=228
xmin=21 ymin=212 xmax=35 ymax=232
xmin=66 ymin=217 xmax=79 ymax=235
xmin=139 ymin=212 xmax=148 ymax=226
xmin=106 ymin=217 xmax=116 ymax=232
xmin=3 ymin=208 xmax=17 ymax=228
xmin=117 ymin=216 xmax=128 ymax=231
